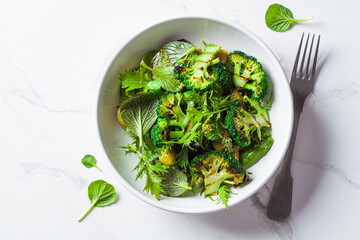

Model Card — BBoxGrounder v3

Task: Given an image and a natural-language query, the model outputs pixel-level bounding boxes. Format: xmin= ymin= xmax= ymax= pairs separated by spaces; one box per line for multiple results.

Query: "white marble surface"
xmin=1 ymin=0 xmax=359 ymax=239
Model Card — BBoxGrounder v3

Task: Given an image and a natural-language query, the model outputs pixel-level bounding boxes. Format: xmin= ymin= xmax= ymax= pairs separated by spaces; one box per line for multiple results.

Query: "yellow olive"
xmin=215 ymin=49 xmax=228 ymax=65
xmin=212 ymin=138 xmax=222 ymax=150
xmin=116 ymin=107 xmax=127 ymax=129
xmin=230 ymin=89 xmax=243 ymax=101
xmin=159 ymin=147 xmax=177 ymax=166
xmin=232 ymin=150 xmax=240 ymax=161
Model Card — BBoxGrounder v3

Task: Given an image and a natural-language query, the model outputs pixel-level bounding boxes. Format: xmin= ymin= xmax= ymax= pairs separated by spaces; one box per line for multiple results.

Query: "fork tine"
xmin=311 ymin=35 xmax=321 ymax=80
xmin=299 ymin=34 xmax=310 ymax=78
xmin=305 ymin=34 xmax=315 ymax=79
xmin=291 ymin=33 xmax=304 ymax=79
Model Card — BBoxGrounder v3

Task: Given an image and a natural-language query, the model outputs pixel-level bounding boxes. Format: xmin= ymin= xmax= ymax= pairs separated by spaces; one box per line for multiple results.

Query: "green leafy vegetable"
xmin=151 ymin=50 xmax=171 ymax=70
xmin=161 ymin=167 xmax=192 ymax=197
xmin=77 ymin=180 xmax=117 ymax=222
xmin=119 ymin=93 xmax=159 ymax=147
xmin=141 ymin=61 xmax=183 ymax=92
xmin=123 ymin=141 xmax=167 ymax=199
xmin=214 ymin=185 xmax=234 ymax=209
xmin=265 ymin=4 xmax=313 ymax=32
xmin=81 ymin=155 xmax=101 ymax=171
xmin=175 ymin=148 xmax=189 ymax=171
xmin=161 ymin=41 xmax=196 ymax=65
xmin=241 ymin=130 xmax=274 ymax=167
xmin=119 ymin=69 xmax=151 ymax=93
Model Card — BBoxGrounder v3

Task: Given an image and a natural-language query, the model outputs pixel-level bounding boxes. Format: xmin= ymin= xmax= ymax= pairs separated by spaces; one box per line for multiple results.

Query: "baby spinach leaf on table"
xmin=77 ymin=180 xmax=117 ymax=222
xmin=161 ymin=167 xmax=192 ymax=197
xmin=119 ymin=93 xmax=159 ymax=146
xmin=265 ymin=4 xmax=313 ymax=32
xmin=81 ymin=155 xmax=101 ymax=171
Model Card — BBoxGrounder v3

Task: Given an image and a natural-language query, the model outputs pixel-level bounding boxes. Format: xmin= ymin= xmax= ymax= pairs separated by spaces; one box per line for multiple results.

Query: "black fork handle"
xmin=266 ymin=101 xmax=302 ymax=221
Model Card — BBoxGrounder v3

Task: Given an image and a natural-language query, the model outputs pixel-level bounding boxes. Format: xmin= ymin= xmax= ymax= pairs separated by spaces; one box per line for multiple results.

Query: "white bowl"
xmin=96 ymin=16 xmax=293 ymax=214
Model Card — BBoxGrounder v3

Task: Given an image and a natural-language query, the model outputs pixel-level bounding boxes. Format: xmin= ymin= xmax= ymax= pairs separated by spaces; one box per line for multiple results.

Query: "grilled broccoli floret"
xmin=150 ymin=92 xmax=200 ymax=147
xmin=228 ymin=51 xmax=268 ymax=99
xmin=225 ymin=96 xmax=271 ymax=148
xmin=174 ymin=44 xmax=232 ymax=92
xmin=192 ymin=150 xmax=248 ymax=196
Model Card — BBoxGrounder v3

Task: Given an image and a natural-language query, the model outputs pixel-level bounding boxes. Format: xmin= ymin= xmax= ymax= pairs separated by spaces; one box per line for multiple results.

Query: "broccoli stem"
xmin=233 ymin=63 xmax=246 ymax=88
xmin=204 ymin=168 xmax=234 ymax=195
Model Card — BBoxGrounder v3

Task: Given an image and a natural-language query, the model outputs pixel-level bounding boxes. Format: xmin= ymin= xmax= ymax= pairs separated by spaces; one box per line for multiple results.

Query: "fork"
xmin=266 ymin=33 xmax=321 ymax=221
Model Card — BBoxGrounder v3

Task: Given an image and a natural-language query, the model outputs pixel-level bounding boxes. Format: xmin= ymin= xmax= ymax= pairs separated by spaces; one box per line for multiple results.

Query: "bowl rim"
xmin=94 ymin=15 xmax=294 ymax=214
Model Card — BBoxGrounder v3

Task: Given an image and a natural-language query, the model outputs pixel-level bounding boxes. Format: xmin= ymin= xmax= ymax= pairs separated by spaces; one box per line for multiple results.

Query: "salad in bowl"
xmin=116 ymin=39 xmax=273 ymax=208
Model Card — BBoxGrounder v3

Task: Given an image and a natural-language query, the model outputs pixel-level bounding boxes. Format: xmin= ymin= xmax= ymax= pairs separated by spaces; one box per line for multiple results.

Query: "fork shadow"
xmin=180 ymin=51 xmax=331 ymax=238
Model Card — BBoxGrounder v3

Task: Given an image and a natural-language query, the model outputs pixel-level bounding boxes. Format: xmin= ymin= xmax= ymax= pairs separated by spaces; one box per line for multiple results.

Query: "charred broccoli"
xmin=150 ymin=92 xmax=202 ymax=148
xmin=174 ymin=44 xmax=232 ymax=92
xmin=228 ymin=51 xmax=268 ymax=99
xmin=225 ymin=96 xmax=271 ymax=148
xmin=192 ymin=150 xmax=248 ymax=196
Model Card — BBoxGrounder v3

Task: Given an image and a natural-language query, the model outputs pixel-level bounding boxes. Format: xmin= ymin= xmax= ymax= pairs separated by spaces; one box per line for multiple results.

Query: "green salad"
xmin=116 ymin=40 xmax=273 ymax=208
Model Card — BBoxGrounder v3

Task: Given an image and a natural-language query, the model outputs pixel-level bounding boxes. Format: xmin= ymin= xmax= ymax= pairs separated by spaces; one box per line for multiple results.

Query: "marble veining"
xmin=250 ymin=186 xmax=300 ymax=240
xmin=21 ymin=162 xmax=86 ymax=189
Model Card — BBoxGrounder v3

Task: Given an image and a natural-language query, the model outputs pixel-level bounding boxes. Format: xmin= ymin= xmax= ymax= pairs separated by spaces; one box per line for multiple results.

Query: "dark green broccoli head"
xmin=225 ymin=97 xmax=271 ymax=148
xmin=174 ymin=44 xmax=223 ymax=91
xmin=150 ymin=119 xmax=169 ymax=148
xmin=153 ymin=92 xmax=199 ymax=147
xmin=191 ymin=150 xmax=248 ymax=196
xmin=228 ymin=51 xmax=268 ymax=99
xmin=212 ymin=63 xmax=233 ymax=94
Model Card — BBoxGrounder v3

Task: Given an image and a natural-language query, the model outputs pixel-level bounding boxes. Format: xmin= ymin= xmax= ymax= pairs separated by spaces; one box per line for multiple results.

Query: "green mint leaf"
xmin=119 ymin=93 xmax=159 ymax=146
xmin=81 ymin=155 xmax=101 ymax=171
xmin=153 ymin=66 xmax=184 ymax=92
xmin=160 ymin=167 xmax=192 ymax=197
xmin=265 ymin=4 xmax=313 ymax=32
xmin=77 ymin=180 xmax=117 ymax=222
xmin=160 ymin=41 xmax=196 ymax=65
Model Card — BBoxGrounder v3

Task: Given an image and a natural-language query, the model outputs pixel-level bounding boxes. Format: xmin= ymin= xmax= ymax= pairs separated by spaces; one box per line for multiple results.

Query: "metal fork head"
xmin=290 ymin=33 xmax=320 ymax=106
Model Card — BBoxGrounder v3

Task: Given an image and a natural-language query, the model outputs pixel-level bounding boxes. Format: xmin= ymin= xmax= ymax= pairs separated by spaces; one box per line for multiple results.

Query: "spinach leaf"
xmin=119 ymin=93 xmax=159 ymax=146
xmin=265 ymin=4 xmax=313 ymax=32
xmin=161 ymin=41 xmax=196 ymax=65
xmin=161 ymin=167 xmax=192 ymax=197
xmin=77 ymin=180 xmax=117 ymax=222
xmin=81 ymin=155 xmax=101 ymax=171
xmin=141 ymin=60 xmax=183 ymax=92
xmin=150 ymin=50 xmax=171 ymax=70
